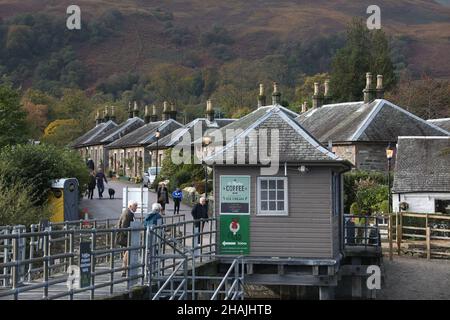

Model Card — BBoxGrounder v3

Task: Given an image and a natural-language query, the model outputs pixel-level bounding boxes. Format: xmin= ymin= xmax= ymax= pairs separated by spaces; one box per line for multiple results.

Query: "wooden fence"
xmin=381 ymin=212 xmax=450 ymax=260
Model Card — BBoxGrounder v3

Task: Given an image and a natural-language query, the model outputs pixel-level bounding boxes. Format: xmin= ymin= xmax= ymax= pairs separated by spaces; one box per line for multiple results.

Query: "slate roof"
xmin=147 ymin=118 xmax=236 ymax=150
xmin=70 ymin=120 xmax=118 ymax=148
xmin=107 ymin=119 xmax=183 ymax=149
xmin=296 ymin=99 xmax=450 ymax=143
xmin=79 ymin=117 xmax=145 ymax=147
xmin=203 ymin=104 xmax=351 ymax=166
xmin=427 ymin=118 xmax=450 ymax=132
xmin=392 ymin=136 xmax=450 ymax=193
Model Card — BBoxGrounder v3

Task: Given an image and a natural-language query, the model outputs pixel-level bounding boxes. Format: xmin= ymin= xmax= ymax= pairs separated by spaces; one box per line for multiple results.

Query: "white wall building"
xmin=392 ymin=136 xmax=450 ymax=214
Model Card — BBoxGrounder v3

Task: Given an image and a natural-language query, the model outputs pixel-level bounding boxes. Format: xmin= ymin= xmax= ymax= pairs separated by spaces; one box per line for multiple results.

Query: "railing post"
xmin=12 ymin=234 xmax=19 ymax=300
xmin=43 ymin=231 xmax=49 ymax=299
xmin=110 ymin=229 xmax=115 ymax=295
xmin=397 ymin=213 xmax=402 ymax=255
xmin=90 ymin=230 xmax=96 ymax=300
xmin=426 ymin=227 xmax=431 ymax=260
xmin=388 ymin=214 xmax=393 ymax=261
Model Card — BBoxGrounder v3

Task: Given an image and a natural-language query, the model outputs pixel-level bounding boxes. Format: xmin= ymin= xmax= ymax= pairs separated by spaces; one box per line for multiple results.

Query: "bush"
xmin=0 ymin=144 xmax=89 ymax=205
xmin=0 ymin=179 xmax=51 ymax=226
xmin=344 ymin=170 xmax=391 ymax=212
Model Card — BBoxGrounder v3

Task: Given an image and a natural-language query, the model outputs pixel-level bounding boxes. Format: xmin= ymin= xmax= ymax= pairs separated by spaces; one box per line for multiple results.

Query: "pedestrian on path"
xmin=172 ymin=188 xmax=183 ymax=215
xmin=157 ymin=183 xmax=169 ymax=215
xmin=144 ymin=203 xmax=163 ymax=228
xmin=191 ymin=197 xmax=209 ymax=248
xmin=95 ymin=168 xmax=108 ymax=198
xmin=87 ymin=171 xmax=96 ymax=200
xmin=116 ymin=200 xmax=137 ymax=277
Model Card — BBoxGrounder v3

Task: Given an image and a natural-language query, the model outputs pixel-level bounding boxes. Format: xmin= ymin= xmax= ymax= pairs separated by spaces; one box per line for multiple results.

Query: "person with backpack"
xmin=172 ymin=188 xmax=183 ymax=215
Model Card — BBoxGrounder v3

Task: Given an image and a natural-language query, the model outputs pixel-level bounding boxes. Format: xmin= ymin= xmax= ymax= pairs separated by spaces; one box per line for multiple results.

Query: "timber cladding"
xmin=214 ymin=166 xmax=334 ymax=259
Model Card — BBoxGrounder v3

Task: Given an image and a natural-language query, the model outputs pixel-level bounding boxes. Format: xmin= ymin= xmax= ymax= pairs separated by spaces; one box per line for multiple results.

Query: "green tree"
xmin=0 ymin=179 xmax=51 ymax=226
xmin=0 ymin=144 xmax=89 ymax=205
xmin=330 ymin=18 xmax=396 ymax=102
xmin=0 ymin=84 xmax=28 ymax=147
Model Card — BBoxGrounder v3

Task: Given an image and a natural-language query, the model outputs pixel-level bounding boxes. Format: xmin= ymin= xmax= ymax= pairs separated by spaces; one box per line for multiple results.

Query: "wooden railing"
xmin=383 ymin=212 xmax=450 ymax=260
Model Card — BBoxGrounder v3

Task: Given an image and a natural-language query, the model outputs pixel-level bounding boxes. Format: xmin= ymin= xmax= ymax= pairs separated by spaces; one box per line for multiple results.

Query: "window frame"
xmin=256 ymin=176 xmax=289 ymax=216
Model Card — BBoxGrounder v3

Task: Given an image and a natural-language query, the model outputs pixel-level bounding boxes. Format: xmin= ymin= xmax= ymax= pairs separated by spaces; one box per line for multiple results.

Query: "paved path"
xmin=80 ymin=180 xmax=194 ymax=222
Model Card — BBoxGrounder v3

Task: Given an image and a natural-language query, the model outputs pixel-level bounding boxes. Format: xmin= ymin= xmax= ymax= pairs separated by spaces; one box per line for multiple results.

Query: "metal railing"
xmin=0 ymin=214 xmax=185 ymax=300
xmin=344 ymin=214 xmax=381 ymax=248
xmin=146 ymin=218 xmax=244 ymax=301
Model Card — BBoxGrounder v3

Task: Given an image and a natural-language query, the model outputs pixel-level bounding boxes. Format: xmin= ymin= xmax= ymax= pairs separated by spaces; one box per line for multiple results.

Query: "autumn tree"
xmin=42 ymin=119 xmax=83 ymax=147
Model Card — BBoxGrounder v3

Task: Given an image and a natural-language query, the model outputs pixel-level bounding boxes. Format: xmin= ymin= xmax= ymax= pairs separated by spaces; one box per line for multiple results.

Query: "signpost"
xmin=79 ymin=241 xmax=91 ymax=288
xmin=219 ymin=176 xmax=250 ymax=255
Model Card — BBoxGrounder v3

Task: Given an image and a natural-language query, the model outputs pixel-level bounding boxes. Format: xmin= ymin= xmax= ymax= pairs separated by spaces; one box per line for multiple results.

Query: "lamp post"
xmin=155 ymin=129 xmax=160 ymax=179
xmin=202 ymin=136 xmax=212 ymax=199
xmin=386 ymin=143 xmax=394 ymax=261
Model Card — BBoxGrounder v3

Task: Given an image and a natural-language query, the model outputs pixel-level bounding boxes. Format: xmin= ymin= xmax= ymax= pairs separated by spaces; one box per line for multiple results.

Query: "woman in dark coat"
xmin=157 ymin=183 xmax=169 ymax=215
xmin=87 ymin=171 xmax=96 ymax=200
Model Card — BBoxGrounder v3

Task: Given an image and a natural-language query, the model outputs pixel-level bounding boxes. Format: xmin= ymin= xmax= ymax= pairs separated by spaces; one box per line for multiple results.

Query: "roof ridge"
xmin=383 ymin=100 xmax=450 ymax=135
xmin=350 ymin=99 xmax=384 ymax=141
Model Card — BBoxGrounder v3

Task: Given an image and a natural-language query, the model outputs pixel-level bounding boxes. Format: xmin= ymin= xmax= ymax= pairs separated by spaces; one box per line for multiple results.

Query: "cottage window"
xmin=257 ymin=177 xmax=288 ymax=216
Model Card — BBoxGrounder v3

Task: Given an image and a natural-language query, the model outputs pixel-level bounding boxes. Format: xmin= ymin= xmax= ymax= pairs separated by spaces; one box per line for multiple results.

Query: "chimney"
xmin=257 ymin=83 xmax=266 ymax=108
xmin=133 ymin=101 xmax=139 ymax=118
xmin=103 ymin=106 xmax=110 ymax=122
xmin=144 ymin=105 xmax=151 ymax=124
xmin=376 ymin=74 xmax=384 ymax=99
xmin=162 ymin=101 xmax=170 ymax=121
xmin=272 ymin=82 xmax=281 ymax=105
xmin=95 ymin=109 xmax=102 ymax=126
xmin=110 ymin=106 xmax=116 ymax=123
xmin=324 ymin=79 xmax=331 ymax=105
xmin=301 ymin=101 xmax=308 ymax=113
xmin=151 ymin=105 xmax=158 ymax=122
xmin=170 ymin=103 xmax=177 ymax=120
xmin=206 ymin=100 xmax=215 ymax=122
xmin=128 ymin=102 xmax=133 ymax=119
xmin=363 ymin=72 xmax=376 ymax=103
xmin=312 ymin=82 xmax=323 ymax=108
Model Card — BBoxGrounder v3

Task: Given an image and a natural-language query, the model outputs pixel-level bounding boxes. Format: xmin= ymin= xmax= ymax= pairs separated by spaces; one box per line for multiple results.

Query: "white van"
xmin=143 ymin=167 xmax=160 ymax=187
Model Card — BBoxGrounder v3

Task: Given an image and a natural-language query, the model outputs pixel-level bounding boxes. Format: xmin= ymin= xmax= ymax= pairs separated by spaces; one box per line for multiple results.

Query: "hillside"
xmin=1 ymin=0 xmax=449 ymax=89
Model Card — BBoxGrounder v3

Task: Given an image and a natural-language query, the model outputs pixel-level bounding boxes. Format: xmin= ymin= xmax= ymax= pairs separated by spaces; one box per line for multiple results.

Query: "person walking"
xmin=95 ymin=168 xmax=108 ymax=199
xmin=191 ymin=197 xmax=209 ymax=248
xmin=86 ymin=158 xmax=95 ymax=171
xmin=87 ymin=171 xmax=96 ymax=200
xmin=157 ymin=183 xmax=169 ymax=215
xmin=172 ymin=188 xmax=183 ymax=215
xmin=116 ymin=200 xmax=137 ymax=277
xmin=143 ymin=203 xmax=163 ymax=228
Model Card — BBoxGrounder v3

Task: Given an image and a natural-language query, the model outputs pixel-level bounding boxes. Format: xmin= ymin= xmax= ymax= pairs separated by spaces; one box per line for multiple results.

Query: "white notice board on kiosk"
xmin=122 ymin=187 xmax=150 ymax=218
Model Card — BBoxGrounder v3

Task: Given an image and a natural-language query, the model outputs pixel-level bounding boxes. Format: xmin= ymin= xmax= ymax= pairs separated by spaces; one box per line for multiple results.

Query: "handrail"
xmin=211 ymin=256 xmax=243 ymax=300
xmin=152 ymin=259 xmax=186 ymax=300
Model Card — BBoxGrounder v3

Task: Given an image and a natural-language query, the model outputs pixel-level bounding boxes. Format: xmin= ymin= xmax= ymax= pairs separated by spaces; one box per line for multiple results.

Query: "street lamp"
xmin=202 ymin=136 xmax=212 ymax=199
xmin=155 ymin=129 xmax=161 ymax=178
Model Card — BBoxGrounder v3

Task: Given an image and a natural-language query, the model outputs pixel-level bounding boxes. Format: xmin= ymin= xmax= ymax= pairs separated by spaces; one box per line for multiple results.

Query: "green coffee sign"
xmin=220 ymin=176 xmax=250 ymax=214
xmin=219 ymin=175 xmax=250 ymax=255
xmin=219 ymin=215 xmax=249 ymax=254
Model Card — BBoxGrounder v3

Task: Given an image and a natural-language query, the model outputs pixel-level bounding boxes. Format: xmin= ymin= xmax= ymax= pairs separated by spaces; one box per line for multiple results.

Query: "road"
xmin=80 ymin=179 xmax=194 ymax=222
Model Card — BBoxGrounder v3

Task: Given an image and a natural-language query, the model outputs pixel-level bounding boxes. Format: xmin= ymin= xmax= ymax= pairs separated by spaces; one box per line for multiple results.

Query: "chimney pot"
xmin=128 ymin=102 xmax=133 ymax=119
xmin=206 ymin=100 xmax=214 ymax=121
xmin=258 ymin=83 xmax=267 ymax=108
xmin=312 ymin=82 xmax=323 ymax=108
xmin=363 ymin=72 xmax=376 ymax=103
xmin=301 ymin=102 xmax=307 ymax=113
xmin=151 ymin=105 xmax=158 ymax=122
xmin=376 ymin=74 xmax=384 ymax=99
xmin=162 ymin=101 xmax=170 ymax=120
xmin=133 ymin=101 xmax=139 ymax=118
xmin=144 ymin=105 xmax=151 ymax=123
xmin=272 ymin=82 xmax=281 ymax=105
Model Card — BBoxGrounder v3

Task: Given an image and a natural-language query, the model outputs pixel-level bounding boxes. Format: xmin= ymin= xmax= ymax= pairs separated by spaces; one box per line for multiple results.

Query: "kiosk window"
xmin=257 ymin=177 xmax=288 ymax=216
